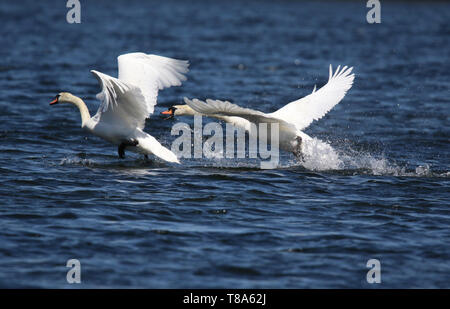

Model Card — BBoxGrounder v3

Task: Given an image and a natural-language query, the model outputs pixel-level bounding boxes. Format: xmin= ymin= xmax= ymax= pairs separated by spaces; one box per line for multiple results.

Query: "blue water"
xmin=0 ymin=0 xmax=449 ymax=288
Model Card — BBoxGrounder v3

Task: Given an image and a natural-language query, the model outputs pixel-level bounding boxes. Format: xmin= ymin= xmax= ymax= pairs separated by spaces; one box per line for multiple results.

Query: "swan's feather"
xmin=90 ymin=53 xmax=189 ymax=130
xmin=91 ymin=70 xmax=149 ymax=130
xmin=268 ymin=65 xmax=354 ymax=130
xmin=184 ymin=97 xmax=297 ymax=132
xmin=185 ymin=97 xmax=265 ymax=118
xmin=117 ymin=53 xmax=189 ymax=116
xmin=137 ymin=134 xmax=179 ymax=163
xmin=184 ymin=65 xmax=354 ymax=133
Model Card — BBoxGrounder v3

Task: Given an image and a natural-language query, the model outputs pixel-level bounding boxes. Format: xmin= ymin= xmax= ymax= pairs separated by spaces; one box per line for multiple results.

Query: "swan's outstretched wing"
xmin=269 ymin=65 xmax=354 ymax=130
xmin=184 ymin=97 xmax=296 ymax=131
xmin=185 ymin=97 xmax=265 ymax=117
xmin=91 ymin=70 xmax=151 ymax=130
xmin=118 ymin=53 xmax=189 ymax=117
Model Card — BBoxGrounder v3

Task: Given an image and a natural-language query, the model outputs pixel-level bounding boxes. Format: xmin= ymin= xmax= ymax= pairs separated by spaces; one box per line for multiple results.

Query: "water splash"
xmin=296 ymin=138 xmax=448 ymax=177
xmin=59 ymin=156 xmax=96 ymax=166
xmin=56 ymin=142 xmax=447 ymax=178
xmin=415 ymin=164 xmax=432 ymax=177
xmin=300 ymin=137 xmax=343 ymax=171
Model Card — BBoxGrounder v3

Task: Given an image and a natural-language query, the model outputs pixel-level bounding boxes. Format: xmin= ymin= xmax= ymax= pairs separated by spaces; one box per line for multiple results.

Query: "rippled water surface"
xmin=0 ymin=0 xmax=449 ymax=288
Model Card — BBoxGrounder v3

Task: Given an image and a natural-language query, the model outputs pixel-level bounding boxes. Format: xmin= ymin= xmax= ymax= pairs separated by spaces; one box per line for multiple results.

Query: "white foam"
xmin=283 ymin=137 xmax=447 ymax=177
xmin=59 ymin=156 xmax=96 ymax=166
xmin=300 ymin=137 xmax=343 ymax=171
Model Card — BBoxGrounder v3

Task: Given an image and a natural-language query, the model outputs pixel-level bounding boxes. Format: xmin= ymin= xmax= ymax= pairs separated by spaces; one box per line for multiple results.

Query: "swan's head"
xmin=161 ymin=105 xmax=196 ymax=119
xmin=50 ymin=92 xmax=78 ymax=105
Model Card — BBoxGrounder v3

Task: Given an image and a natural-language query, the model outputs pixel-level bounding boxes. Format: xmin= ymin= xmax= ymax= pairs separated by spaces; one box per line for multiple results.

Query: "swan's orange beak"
xmin=161 ymin=107 xmax=175 ymax=120
xmin=50 ymin=95 xmax=59 ymax=105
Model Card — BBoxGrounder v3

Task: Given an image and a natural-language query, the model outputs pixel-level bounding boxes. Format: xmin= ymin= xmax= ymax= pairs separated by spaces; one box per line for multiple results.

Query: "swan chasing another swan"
xmin=50 ymin=52 xmax=189 ymax=163
xmin=162 ymin=65 xmax=354 ymax=159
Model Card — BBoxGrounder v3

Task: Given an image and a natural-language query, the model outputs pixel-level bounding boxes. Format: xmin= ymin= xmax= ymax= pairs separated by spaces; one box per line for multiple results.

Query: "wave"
xmin=55 ymin=140 xmax=448 ymax=178
xmin=287 ymin=137 xmax=448 ymax=177
xmin=59 ymin=156 xmax=96 ymax=167
xmin=199 ymin=136 xmax=448 ymax=178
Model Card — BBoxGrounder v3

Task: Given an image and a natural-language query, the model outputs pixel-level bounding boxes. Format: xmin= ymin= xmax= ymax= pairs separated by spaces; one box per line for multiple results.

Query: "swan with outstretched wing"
xmin=162 ymin=64 xmax=354 ymax=158
xmin=50 ymin=52 xmax=189 ymax=163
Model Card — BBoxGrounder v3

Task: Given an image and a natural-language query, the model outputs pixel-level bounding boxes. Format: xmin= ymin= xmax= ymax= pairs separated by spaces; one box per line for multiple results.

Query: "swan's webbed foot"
xmin=118 ymin=139 xmax=139 ymax=159
xmin=293 ymin=136 xmax=304 ymax=160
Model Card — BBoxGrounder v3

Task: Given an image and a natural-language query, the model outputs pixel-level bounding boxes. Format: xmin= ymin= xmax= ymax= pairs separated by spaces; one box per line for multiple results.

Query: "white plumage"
xmin=184 ymin=65 xmax=354 ymax=157
xmin=51 ymin=52 xmax=189 ymax=163
xmin=269 ymin=65 xmax=354 ymax=130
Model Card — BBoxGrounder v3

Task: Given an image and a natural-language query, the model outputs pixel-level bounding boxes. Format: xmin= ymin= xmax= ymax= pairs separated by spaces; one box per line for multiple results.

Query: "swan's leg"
xmin=118 ymin=139 xmax=139 ymax=159
xmin=293 ymin=136 xmax=304 ymax=160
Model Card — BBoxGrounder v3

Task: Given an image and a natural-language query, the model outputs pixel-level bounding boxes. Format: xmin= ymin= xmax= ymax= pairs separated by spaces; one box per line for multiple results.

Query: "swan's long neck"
xmin=69 ymin=96 xmax=91 ymax=127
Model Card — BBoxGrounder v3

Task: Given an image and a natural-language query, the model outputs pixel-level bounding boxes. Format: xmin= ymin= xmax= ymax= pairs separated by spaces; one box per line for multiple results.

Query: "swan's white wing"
xmin=118 ymin=53 xmax=189 ymax=117
xmin=91 ymin=70 xmax=149 ymax=130
xmin=184 ymin=97 xmax=296 ymax=131
xmin=185 ymin=97 xmax=265 ymax=118
xmin=269 ymin=65 xmax=355 ymax=130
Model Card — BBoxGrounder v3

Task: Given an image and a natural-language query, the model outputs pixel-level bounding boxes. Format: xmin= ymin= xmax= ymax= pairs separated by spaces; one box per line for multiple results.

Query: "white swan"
xmin=50 ymin=52 xmax=189 ymax=163
xmin=162 ymin=64 xmax=354 ymax=158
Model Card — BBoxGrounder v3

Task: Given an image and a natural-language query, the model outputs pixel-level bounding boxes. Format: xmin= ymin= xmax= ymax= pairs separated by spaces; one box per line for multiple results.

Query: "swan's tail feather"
xmin=137 ymin=135 xmax=180 ymax=164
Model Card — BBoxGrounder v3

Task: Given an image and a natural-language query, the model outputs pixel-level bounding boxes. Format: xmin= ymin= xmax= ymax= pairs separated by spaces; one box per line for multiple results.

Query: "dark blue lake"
xmin=0 ymin=0 xmax=449 ymax=288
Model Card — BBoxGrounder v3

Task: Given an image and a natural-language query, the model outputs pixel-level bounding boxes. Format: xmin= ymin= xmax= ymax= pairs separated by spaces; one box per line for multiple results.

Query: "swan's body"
xmin=51 ymin=53 xmax=189 ymax=163
xmin=164 ymin=65 xmax=354 ymax=159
